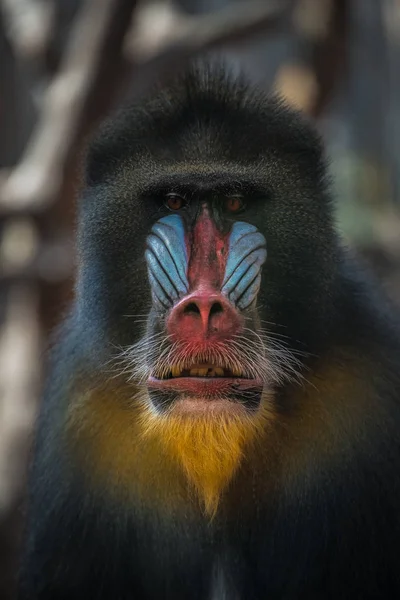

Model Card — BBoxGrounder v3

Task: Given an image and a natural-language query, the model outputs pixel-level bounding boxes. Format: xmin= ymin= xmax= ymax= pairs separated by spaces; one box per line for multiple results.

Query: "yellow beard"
xmin=68 ymin=384 xmax=273 ymax=518
xmin=138 ymin=397 xmax=271 ymax=516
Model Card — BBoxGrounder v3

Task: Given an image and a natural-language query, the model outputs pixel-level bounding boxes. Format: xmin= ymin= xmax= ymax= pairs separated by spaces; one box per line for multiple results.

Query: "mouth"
xmin=153 ymin=363 xmax=244 ymax=379
xmin=148 ymin=362 xmax=263 ymax=406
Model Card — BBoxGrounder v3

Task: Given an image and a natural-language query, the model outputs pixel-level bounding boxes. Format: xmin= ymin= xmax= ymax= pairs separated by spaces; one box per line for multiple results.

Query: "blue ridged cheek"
xmin=222 ymin=222 xmax=267 ymax=310
xmin=145 ymin=215 xmax=189 ymax=310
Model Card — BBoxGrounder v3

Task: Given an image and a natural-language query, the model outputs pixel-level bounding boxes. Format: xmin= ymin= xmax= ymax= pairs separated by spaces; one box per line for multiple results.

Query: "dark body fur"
xmin=19 ymin=66 xmax=400 ymax=599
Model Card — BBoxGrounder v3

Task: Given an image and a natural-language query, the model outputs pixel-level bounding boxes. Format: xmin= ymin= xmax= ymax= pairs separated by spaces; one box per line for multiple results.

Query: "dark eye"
xmin=225 ymin=196 xmax=245 ymax=213
xmin=165 ymin=193 xmax=186 ymax=211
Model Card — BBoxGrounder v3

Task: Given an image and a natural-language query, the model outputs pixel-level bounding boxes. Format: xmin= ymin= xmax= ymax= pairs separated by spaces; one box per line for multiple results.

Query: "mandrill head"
xmin=76 ymin=64 xmax=338 ymax=514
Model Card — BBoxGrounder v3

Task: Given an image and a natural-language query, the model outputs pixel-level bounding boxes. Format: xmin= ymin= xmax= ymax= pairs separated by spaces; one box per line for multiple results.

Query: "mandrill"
xmin=19 ymin=65 xmax=400 ymax=600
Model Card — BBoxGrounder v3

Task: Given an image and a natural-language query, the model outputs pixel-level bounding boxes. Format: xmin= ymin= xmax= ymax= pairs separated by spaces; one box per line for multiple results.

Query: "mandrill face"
xmin=77 ymin=66 xmax=336 ymax=512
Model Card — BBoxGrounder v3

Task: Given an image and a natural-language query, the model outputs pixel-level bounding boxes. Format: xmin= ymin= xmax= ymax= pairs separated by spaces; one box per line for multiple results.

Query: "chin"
xmin=168 ymin=395 xmax=252 ymax=418
xmin=148 ymin=373 xmax=265 ymax=416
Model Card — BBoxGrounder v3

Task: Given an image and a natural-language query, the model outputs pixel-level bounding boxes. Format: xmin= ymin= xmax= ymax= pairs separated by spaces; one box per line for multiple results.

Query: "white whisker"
xmin=108 ymin=320 xmax=310 ymax=391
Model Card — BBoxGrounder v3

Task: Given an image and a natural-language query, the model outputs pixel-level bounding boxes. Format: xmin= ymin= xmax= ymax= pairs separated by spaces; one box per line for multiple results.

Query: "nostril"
xmin=209 ymin=302 xmax=223 ymax=317
xmin=183 ymin=302 xmax=201 ymax=315
xmin=167 ymin=292 xmax=242 ymax=342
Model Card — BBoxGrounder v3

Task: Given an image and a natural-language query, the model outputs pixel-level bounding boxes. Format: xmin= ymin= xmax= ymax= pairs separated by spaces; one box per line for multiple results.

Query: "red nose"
xmin=167 ymin=290 xmax=242 ymax=343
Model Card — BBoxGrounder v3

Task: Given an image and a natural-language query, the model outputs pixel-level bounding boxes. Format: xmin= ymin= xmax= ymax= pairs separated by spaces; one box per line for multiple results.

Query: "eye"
xmin=165 ymin=193 xmax=186 ymax=211
xmin=225 ymin=196 xmax=245 ymax=213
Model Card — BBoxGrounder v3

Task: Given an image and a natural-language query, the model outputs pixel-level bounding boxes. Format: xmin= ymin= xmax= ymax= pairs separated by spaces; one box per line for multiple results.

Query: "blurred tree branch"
xmin=127 ymin=0 xmax=293 ymax=64
xmin=0 ymin=0 xmax=139 ymax=215
xmin=0 ymin=0 xmax=53 ymax=60
xmin=274 ymin=0 xmax=348 ymax=116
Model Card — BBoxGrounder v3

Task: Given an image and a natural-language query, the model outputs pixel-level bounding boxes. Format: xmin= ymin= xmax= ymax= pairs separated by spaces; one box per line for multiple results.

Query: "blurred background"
xmin=1 ymin=0 xmax=400 ymax=597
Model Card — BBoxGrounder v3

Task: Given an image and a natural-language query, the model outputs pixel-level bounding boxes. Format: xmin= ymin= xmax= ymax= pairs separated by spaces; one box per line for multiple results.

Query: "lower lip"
xmin=148 ymin=376 xmax=263 ymax=395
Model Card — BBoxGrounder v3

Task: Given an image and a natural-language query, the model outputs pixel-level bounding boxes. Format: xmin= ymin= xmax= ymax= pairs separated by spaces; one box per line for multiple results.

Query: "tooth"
xmin=171 ymin=365 xmax=181 ymax=377
xmin=189 ymin=368 xmax=199 ymax=377
xmin=232 ymin=368 xmax=242 ymax=377
xmin=215 ymin=367 xmax=224 ymax=377
xmin=196 ymin=368 xmax=207 ymax=377
xmin=208 ymin=369 xmax=216 ymax=377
